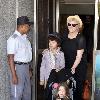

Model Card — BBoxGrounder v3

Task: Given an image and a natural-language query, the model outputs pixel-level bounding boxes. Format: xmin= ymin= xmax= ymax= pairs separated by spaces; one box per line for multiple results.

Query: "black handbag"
xmin=47 ymin=68 xmax=72 ymax=86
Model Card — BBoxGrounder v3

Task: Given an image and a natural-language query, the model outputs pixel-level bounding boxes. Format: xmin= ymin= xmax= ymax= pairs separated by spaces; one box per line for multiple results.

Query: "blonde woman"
xmin=61 ymin=15 xmax=87 ymax=100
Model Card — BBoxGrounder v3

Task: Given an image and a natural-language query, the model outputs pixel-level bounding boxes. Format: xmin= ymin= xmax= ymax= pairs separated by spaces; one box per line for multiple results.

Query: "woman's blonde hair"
xmin=67 ymin=15 xmax=83 ymax=29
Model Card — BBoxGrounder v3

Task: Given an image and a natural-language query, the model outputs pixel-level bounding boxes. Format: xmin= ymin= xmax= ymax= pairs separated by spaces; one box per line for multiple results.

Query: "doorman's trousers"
xmin=10 ymin=64 xmax=31 ymax=100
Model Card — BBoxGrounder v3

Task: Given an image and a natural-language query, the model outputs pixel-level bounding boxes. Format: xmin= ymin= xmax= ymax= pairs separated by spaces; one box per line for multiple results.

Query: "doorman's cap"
xmin=17 ymin=16 xmax=34 ymax=25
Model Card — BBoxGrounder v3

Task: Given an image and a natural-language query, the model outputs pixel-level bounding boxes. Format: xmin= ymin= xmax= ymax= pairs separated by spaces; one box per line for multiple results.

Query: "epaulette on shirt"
xmin=12 ymin=34 xmax=18 ymax=39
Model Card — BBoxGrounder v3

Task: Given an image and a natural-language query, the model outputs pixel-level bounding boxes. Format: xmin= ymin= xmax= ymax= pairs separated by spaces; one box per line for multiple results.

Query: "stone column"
xmin=0 ymin=0 xmax=34 ymax=100
xmin=0 ymin=0 xmax=16 ymax=99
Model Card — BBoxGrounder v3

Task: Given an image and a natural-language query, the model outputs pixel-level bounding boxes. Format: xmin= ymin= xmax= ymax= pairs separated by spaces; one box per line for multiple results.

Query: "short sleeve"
xmin=77 ymin=35 xmax=86 ymax=50
xmin=7 ymin=37 xmax=16 ymax=54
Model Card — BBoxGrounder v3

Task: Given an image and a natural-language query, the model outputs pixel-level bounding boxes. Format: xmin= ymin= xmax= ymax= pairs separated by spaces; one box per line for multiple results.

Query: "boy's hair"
xmin=48 ymin=33 xmax=61 ymax=47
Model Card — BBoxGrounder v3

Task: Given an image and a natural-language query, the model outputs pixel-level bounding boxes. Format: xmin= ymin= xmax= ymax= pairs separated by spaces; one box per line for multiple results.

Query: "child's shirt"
xmin=40 ymin=48 xmax=65 ymax=81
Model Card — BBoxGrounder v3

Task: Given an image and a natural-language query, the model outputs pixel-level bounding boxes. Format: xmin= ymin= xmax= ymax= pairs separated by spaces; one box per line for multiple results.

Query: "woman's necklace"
xmin=68 ymin=32 xmax=78 ymax=39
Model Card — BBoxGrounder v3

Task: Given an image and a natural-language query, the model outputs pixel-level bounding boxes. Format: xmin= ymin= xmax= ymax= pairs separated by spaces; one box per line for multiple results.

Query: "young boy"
xmin=40 ymin=33 xmax=65 ymax=100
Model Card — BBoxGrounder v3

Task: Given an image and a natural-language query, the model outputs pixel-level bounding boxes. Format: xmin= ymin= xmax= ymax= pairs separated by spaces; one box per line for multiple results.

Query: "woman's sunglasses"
xmin=67 ymin=23 xmax=78 ymax=27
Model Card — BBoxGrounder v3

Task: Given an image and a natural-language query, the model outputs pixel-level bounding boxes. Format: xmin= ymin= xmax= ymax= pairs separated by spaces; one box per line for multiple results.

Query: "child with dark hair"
xmin=40 ymin=33 xmax=65 ymax=100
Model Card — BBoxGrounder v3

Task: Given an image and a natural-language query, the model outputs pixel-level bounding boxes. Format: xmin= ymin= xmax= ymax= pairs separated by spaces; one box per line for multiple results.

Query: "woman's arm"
xmin=71 ymin=49 xmax=84 ymax=74
xmin=71 ymin=35 xmax=86 ymax=74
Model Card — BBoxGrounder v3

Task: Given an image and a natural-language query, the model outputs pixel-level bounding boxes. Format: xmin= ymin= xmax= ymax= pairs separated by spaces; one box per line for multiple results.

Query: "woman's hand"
xmin=71 ymin=49 xmax=84 ymax=74
xmin=71 ymin=67 xmax=76 ymax=74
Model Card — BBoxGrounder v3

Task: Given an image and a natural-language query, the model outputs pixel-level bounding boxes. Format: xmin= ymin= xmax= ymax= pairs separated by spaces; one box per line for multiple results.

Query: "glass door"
xmin=94 ymin=0 xmax=100 ymax=100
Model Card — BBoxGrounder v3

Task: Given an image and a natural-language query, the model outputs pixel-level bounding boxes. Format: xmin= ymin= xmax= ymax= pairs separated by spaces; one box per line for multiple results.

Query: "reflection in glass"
xmin=95 ymin=54 xmax=100 ymax=100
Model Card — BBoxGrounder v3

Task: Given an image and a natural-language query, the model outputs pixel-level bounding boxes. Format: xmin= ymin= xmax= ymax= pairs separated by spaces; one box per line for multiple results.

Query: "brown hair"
xmin=48 ymin=35 xmax=61 ymax=47
xmin=56 ymin=82 xmax=70 ymax=100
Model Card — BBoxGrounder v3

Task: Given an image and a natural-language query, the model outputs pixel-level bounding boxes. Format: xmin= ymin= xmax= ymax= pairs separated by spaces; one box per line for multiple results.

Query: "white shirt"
xmin=49 ymin=51 xmax=56 ymax=69
xmin=7 ymin=30 xmax=32 ymax=62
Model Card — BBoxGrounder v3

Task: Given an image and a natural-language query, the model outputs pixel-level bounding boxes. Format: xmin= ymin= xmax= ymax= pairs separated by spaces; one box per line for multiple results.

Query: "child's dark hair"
xmin=48 ymin=33 xmax=61 ymax=47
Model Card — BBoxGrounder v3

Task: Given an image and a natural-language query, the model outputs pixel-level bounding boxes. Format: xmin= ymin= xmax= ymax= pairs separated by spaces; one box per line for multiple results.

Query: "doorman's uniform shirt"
xmin=7 ymin=30 xmax=32 ymax=63
xmin=7 ymin=30 xmax=32 ymax=100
